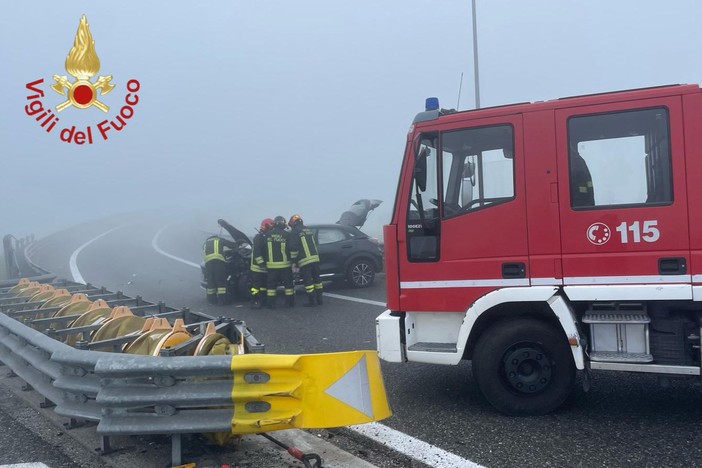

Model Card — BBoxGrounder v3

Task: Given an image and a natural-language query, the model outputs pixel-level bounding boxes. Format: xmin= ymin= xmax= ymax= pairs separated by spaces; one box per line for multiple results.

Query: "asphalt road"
xmin=0 ymin=382 xmax=103 ymax=468
xmin=22 ymin=213 xmax=702 ymax=467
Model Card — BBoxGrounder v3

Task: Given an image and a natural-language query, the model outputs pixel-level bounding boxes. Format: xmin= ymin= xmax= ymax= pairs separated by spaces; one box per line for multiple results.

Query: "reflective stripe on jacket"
xmin=265 ymin=228 xmax=291 ymax=269
xmin=250 ymin=233 xmax=267 ymax=273
xmin=203 ymin=236 xmax=225 ymax=263
xmin=290 ymin=226 xmax=320 ymax=267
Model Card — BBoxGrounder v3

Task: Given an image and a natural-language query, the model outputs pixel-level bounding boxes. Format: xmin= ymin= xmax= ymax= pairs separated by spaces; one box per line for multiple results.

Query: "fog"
xmin=2 ymin=1 xmax=701 ymax=240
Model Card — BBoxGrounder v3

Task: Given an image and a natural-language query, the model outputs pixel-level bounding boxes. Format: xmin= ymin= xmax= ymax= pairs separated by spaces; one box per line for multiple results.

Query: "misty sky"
xmin=2 ymin=1 xmax=701 ymax=240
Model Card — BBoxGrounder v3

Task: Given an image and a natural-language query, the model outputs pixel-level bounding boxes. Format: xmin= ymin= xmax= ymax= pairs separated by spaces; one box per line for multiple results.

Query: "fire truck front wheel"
xmin=472 ymin=318 xmax=575 ymax=416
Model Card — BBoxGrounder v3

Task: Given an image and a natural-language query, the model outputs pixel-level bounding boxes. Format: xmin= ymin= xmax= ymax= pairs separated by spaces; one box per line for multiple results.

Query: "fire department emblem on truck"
xmin=23 ymin=15 xmax=141 ymax=145
xmin=586 ymin=222 xmax=611 ymax=245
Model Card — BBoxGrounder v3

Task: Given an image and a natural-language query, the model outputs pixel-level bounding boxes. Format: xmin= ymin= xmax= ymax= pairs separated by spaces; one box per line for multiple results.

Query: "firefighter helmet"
xmin=288 ymin=214 xmax=303 ymax=227
xmin=260 ymin=218 xmax=274 ymax=233
xmin=274 ymin=215 xmax=287 ymax=227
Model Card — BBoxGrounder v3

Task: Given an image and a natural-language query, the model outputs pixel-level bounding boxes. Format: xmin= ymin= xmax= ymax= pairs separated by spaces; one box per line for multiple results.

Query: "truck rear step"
xmin=407 ymin=342 xmax=457 ymax=353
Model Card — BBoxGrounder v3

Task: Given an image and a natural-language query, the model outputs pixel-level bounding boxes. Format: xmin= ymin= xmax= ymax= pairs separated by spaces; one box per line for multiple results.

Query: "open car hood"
xmin=218 ymin=220 xmax=252 ymax=246
xmin=336 ymin=199 xmax=382 ymax=228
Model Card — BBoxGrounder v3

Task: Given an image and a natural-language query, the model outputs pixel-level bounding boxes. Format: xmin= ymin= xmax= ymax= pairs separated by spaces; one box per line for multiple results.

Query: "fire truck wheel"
xmin=347 ymin=258 xmax=376 ymax=288
xmin=472 ymin=318 xmax=575 ymax=416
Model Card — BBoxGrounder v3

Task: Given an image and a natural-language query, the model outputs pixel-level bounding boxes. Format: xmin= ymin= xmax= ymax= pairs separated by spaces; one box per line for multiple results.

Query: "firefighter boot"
xmin=286 ymin=295 xmax=295 ymax=308
xmin=251 ymin=293 xmax=262 ymax=309
xmin=316 ymin=289 xmax=323 ymax=305
xmin=304 ymin=292 xmax=316 ymax=307
xmin=217 ymin=294 xmax=227 ymax=306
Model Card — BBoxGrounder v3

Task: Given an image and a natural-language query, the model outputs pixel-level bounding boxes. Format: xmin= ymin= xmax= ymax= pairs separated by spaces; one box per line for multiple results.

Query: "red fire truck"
xmin=376 ymin=84 xmax=702 ymax=416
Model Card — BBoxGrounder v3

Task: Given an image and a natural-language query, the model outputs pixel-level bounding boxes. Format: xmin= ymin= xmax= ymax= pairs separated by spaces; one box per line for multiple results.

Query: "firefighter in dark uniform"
xmin=203 ymin=234 xmax=237 ymax=305
xmin=288 ymin=214 xmax=323 ymax=306
xmin=265 ymin=216 xmax=295 ymax=308
xmin=569 ymin=144 xmax=595 ymax=208
xmin=250 ymin=217 xmax=274 ymax=309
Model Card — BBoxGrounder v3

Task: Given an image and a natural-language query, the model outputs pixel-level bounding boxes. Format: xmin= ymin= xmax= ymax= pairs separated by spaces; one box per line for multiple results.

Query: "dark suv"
xmin=307 ymin=224 xmax=384 ymax=288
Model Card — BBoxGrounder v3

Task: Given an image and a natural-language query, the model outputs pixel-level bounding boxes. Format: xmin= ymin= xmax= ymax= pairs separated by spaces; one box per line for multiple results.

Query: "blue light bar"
xmin=425 ymin=97 xmax=439 ymax=111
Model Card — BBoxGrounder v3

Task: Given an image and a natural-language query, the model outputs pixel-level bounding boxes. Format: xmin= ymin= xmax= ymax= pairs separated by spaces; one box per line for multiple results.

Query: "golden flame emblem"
xmin=51 ymin=15 xmax=114 ymax=112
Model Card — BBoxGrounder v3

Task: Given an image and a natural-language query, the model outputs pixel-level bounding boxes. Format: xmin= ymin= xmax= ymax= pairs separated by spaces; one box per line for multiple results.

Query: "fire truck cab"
xmin=377 ymin=84 xmax=702 ymax=415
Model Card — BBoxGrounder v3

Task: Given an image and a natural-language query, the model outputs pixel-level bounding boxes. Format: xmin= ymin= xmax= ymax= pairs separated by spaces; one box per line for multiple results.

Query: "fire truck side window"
xmin=567 ymin=107 xmax=672 ymax=209
xmin=441 ymin=125 xmax=515 ymax=219
xmin=407 ymin=136 xmax=440 ymax=261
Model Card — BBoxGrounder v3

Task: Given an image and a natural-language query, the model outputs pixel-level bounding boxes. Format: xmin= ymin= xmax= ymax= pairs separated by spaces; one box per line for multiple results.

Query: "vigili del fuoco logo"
xmin=24 ymin=15 xmax=141 ymax=145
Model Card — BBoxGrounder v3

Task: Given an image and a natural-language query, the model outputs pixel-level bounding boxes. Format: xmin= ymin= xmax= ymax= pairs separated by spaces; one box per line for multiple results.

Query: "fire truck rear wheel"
xmin=472 ymin=318 xmax=575 ymax=416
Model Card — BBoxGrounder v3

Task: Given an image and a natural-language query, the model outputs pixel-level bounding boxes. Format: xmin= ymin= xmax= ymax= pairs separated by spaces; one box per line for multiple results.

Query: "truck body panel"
xmin=377 ymin=84 xmax=702 ymax=415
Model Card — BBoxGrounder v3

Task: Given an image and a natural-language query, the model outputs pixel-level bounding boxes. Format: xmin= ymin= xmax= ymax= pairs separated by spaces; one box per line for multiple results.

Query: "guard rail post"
xmin=95 ymin=354 xmax=238 ymax=466
xmin=50 ymin=347 xmax=104 ymax=426
xmin=0 ymin=313 xmax=65 ymax=412
xmin=3 ymin=235 xmax=19 ymax=279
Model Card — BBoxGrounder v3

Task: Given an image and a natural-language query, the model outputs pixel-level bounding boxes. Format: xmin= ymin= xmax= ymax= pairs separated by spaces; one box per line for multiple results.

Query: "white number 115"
xmin=615 ymin=220 xmax=660 ymax=243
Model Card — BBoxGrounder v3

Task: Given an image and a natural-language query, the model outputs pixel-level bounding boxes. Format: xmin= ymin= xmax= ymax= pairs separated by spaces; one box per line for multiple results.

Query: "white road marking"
xmin=151 ymin=225 xmax=480 ymax=467
xmin=349 ymin=422 xmax=484 ymax=468
xmin=69 ymin=226 xmax=126 ymax=284
xmin=152 ymin=224 xmax=200 ymax=269
xmin=0 ymin=464 xmax=51 ymax=468
xmin=323 ymin=292 xmax=385 ymax=307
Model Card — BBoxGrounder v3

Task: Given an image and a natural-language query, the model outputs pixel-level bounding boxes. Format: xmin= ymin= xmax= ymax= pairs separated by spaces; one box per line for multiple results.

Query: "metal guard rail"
xmin=1 ymin=237 xmax=54 ymax=288
xmin=0 ymin=275 xmax=266 ymax=465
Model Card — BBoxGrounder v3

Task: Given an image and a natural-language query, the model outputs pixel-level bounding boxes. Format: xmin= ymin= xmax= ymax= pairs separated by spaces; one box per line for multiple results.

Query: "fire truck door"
xmin=399 ymin=116 xmax=528 ymax=312
xmin=555 ymin=98 xmax=691 ymax=301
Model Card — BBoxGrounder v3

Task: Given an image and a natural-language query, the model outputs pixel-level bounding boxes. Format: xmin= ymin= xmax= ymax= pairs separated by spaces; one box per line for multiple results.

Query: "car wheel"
xmin=347 ymin=258 xmax=375 ymax=288
xmin=472 ymin=318 xmax=575 ymax=416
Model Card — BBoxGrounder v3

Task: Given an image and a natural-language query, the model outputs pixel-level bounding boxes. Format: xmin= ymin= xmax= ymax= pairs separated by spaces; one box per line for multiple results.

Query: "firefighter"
xmin=203 ymin=232 xmax=237 ymax=305
xmin=264 ymin=215 xmax=295 ymax=308
xmin=250 ymin=217 xmax=274 ymax=309
xmin=569 ymin=144 xmax=595 ymax=207
xmin=288 ymin=214 xmax=323 ymax=307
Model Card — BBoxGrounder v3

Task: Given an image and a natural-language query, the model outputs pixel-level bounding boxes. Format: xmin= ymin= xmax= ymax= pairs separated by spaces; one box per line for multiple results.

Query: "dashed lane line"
xmin=151 ymin=223 xmax=483 ymax=468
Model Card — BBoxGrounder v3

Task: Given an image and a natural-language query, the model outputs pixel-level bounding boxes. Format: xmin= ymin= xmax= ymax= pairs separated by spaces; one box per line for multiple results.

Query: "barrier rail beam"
xmin=6 ymin=299 xmax=155 ymax=320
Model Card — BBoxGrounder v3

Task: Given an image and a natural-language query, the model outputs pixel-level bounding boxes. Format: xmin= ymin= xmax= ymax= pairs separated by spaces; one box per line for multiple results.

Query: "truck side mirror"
xmin=414 ymin=147 xmax=428 ymax=192
xmin=463 ymin=159 xmax=476 ymax=187
xmin=461 ymin=161 xmax=475 ymax=206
